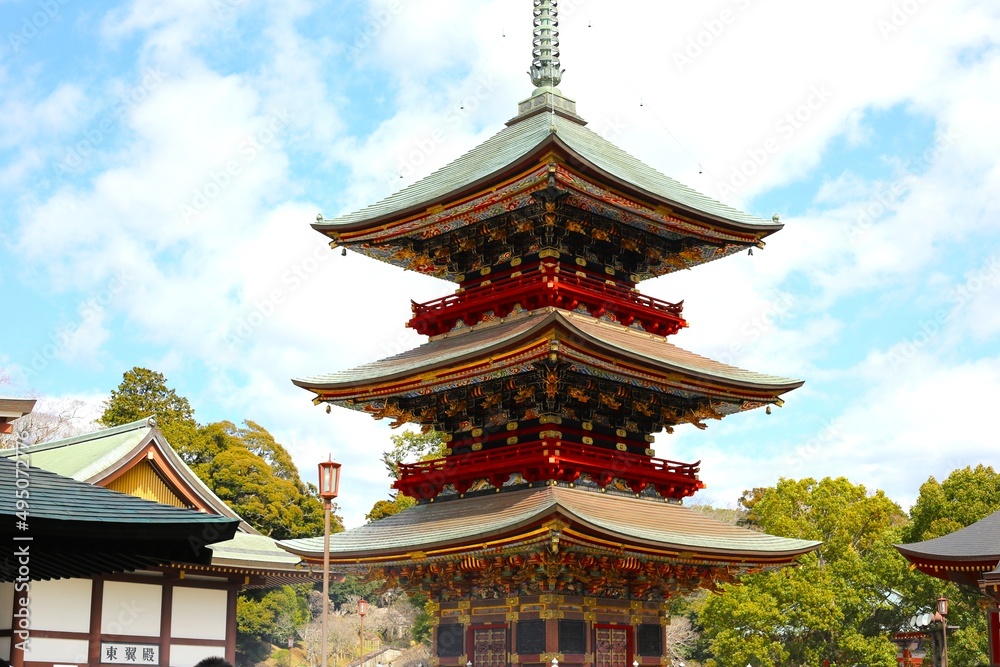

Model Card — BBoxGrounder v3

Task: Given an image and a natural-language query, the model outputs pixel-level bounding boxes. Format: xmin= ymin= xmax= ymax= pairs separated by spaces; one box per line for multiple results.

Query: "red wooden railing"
xmin=408 ymin=264 xmax=686 ymax=336
xmin=393 ymin=440 xmax=703 ymax=500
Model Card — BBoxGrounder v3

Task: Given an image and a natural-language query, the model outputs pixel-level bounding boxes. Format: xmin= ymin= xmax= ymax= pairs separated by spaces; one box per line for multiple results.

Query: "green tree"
xmin=366 ymin=429 xmax=446 ymax=521
xmin=699 ymin=477 xmax=908 ymax=667
xmin=101 ymin=368 xmax=195 ymax=431
xmin=198 ymin=421 xmax=331 ymax=540
xmin=237 ymin=585 xmax=310 ymax=665
xmin=380 ymin=429 xmax=447 ymax=479
xmin=896 ymin=465 xmax=1000 ymax=666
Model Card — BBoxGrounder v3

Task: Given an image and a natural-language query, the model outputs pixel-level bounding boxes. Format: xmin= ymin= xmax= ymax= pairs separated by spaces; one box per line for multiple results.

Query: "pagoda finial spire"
xmin=529 ymin=0 xmax=564 ymax=92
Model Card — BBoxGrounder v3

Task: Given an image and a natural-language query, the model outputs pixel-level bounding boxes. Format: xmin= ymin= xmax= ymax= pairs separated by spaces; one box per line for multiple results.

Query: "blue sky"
xmin=2 ymin=0 xmax=999 ymax=528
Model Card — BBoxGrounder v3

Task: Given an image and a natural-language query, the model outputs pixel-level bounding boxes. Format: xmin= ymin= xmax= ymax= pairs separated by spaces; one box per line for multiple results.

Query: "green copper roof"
xmin=0 ymin=417 xmax=254 ymax=530
xmin=295 ymin=309 xmax=801 ymax=392
xmin=210 ymin=531 xmax=303 ymax=566
xmin=280 ymin=485 xmax=819 ymax=562
xmin=317 ymin=110 xmax=777 ymax=233
xmin=1 ymin=418 xmax=151 ymax=481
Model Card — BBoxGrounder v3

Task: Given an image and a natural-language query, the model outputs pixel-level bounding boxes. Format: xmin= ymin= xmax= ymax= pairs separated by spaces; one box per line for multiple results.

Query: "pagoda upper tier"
xmin=294 ymin=309 xmax=801 ymax=502
xmin=315 ymin=111 xmax=782 ymax=283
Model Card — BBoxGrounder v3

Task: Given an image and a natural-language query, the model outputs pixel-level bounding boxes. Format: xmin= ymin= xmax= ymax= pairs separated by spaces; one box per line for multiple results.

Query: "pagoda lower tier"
xmin=280 ymin=486 xmax=819 ymax=667
xmin=294 ymin=309 xmax=801 ymax=502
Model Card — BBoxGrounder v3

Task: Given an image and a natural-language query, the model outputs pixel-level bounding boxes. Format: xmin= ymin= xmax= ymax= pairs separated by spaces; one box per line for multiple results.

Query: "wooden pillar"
xmin=989 ymin=605 xmax=1000 ymax=667
xmin=89 ymin=579 xmax=105 ymax=666
xmin=226 ymin=585 xmax=240 ymax=666
xmin=160 ymin=580 xmax=173 ymax=667
xmin=11 ymin=587 xmax=26 ymax=667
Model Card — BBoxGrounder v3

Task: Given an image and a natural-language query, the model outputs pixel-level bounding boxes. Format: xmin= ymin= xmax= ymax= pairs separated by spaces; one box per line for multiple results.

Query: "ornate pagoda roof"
xmin=295 ymin=308 xmax=801 ymax=399
xmin=280 ymin=485 xmax=818 ymax=566
xmin=318 ymin=112 xmax=776 ymax=234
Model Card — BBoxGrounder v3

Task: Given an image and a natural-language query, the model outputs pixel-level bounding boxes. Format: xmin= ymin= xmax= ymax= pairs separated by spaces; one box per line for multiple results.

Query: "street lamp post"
xmin=358 ymin=599 xmax=369 ymax=667
xmin=934 ymin=596 xmax=949 ymax=667
xmin=318 ymin=457 xmax=342 ymax=667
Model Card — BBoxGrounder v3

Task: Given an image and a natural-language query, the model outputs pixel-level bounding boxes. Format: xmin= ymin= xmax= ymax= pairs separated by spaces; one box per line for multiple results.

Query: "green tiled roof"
xmin=280 ymin=486 xmax=819 ymax=562
xmin=2 ymin=418 xmax=151 ymax=481
xmin=317 ymin=112 xmax=777 ymax=231
xmin=0 ymin=417 xmax=254 ymax=531
xmin=210 ymin=531 xmax=303 ymax=566
xmin=294 ymin=309 xmax=801 ymax=391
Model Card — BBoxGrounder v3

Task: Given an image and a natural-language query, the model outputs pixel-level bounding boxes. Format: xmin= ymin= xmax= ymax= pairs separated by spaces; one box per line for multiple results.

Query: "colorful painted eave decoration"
xmin=317 ymin=159 xmax=771 ymax=282
xmin=296 ymin=310 xmax=801 ymax=412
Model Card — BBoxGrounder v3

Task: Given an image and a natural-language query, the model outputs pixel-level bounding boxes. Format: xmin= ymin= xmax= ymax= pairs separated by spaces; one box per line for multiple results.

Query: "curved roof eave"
xmin=278 ymin=487 xmax=819 ymax=562
xmin=293 ymin=309 xmax=802 ymax=395
xmin=314 ymin=114 xmax=780 ymax=238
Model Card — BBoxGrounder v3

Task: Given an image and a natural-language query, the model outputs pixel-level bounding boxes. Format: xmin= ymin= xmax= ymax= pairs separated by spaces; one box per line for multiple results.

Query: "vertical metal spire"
xmin=529 ymin=0 xmax=564 ymax=91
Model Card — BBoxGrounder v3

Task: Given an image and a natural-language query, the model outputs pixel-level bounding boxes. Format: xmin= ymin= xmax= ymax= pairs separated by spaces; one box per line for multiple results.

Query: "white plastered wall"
xmin=101 ymin=581 xmax=163 ymax=637
xmin=30 ymin=579 xmax=91 ymax=631
xmin=170 ymin=587 xmax=226 ymax=640
xmin=170 ymin=644 xmax=223 ymax=667
xmin=23 ymin=638 xmax=89 ymax=663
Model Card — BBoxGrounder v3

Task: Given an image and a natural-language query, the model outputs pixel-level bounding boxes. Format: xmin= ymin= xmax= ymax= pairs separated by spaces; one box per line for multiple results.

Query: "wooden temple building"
xmin=897 ymin=511 xmax=1000 ymax=666
xmin=283 ymin=2 xmax=819 ymax=666
xmin=0 ymin=414 xmax=315 ymax=667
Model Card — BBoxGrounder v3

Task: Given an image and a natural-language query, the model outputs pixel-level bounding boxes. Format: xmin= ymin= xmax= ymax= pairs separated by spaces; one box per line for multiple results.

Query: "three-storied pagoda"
xmin=283 ymin=3 xmax=819 ymax=666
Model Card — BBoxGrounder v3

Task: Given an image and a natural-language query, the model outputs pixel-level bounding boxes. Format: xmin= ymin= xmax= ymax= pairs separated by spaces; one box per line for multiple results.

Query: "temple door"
xmin=471 ymin=625 xmax=508 ymax=667
xmin=595 ymin=625 xmax=631 ymax=667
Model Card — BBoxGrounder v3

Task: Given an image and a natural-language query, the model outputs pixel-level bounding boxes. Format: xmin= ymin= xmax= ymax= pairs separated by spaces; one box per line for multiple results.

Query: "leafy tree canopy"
xmin=701 ymin=477 xmax=908 ymax=667
xmin=101 ymin=367 xmax=335 ymax=539
xmin=366 ymin=430 xmax=445 ymax=522
xmin=101 ymin=367 xmax=196 ymax=438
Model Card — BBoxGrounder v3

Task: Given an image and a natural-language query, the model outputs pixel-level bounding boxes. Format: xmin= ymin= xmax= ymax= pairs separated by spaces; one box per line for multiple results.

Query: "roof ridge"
xmin=0 ymin=416 xmax=156 ymax=455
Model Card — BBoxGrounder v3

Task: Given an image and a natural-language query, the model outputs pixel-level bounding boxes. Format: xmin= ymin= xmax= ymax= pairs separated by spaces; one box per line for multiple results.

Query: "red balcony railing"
xmin=393 ymin=440 xmax=703 ymax=501
xmin=409 ymin=264 xmax=686 ymax=337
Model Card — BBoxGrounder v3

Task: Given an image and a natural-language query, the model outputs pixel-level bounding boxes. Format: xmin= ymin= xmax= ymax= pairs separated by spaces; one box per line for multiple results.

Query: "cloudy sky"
xmin=2 ymin=0 xmax=998 ymax=528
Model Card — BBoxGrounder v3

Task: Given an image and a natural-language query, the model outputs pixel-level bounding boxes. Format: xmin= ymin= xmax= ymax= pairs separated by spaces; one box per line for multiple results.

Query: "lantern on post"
xmin=317 ymin=456 xmax=342 ymax=667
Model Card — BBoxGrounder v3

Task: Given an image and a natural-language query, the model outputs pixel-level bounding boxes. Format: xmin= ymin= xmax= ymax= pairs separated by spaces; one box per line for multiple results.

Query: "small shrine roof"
xmin=0 ymin=458 xmax=239 ymax=580
xmin=294 ymin=308 xmax=802 ymax=393
xmin=896 ymin=510 xmax=1000 ymax=563
xmin=316 ymin=111 xmax=779 ymax=234
xmin=0 ymin=418 xmax=312 ymax=581
xmin=0 ymin=416 xmax=253 ymax=532
xmin=280 ymin=485 xmax=819 ymax=563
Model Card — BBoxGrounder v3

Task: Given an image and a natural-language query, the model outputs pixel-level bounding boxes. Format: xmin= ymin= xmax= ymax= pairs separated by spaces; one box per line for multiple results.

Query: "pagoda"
xmin=283 ymin=3 xmax=819 ymax=667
